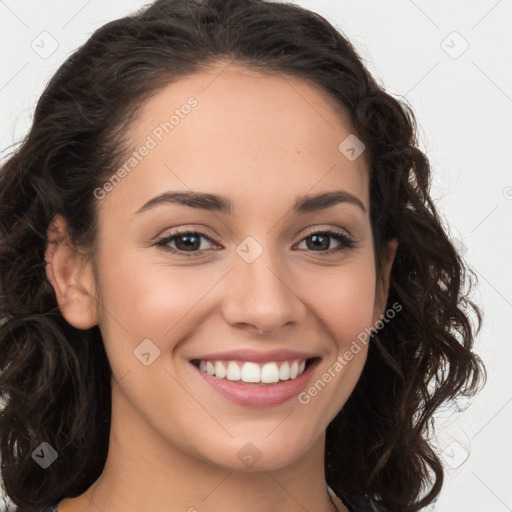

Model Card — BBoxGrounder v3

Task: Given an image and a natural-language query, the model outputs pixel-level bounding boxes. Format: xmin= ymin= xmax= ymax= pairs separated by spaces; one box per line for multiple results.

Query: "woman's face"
xmin=74 ymin=62 xmax=395 ymax=471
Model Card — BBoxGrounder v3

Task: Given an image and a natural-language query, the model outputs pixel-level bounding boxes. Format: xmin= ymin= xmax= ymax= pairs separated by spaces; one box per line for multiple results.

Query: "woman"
xmin=0 ymin=0 xmax=485 ymax=511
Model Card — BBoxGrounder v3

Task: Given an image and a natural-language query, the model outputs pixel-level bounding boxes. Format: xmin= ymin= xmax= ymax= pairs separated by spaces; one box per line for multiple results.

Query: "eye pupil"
xmin=175 ymin=234 xmax=201 ymax=251
xmin=307 ymin=234 xmax=330 ymax=251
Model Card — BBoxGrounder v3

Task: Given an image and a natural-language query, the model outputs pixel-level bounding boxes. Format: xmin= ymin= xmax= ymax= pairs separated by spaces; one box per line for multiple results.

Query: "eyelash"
xmin=154 ymin=227 xmax=356 ymax=257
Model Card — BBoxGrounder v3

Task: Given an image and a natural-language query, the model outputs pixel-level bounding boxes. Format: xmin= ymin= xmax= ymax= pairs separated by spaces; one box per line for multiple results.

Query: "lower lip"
xmin=191 ymin=359 xmax=320 ymax=407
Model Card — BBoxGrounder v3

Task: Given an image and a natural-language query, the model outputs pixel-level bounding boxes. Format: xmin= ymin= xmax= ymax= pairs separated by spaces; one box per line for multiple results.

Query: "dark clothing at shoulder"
xmin=346 ymin=495 xmax=388 ymax=512
xmin=0 ymin=505 xmax=57 ymax=512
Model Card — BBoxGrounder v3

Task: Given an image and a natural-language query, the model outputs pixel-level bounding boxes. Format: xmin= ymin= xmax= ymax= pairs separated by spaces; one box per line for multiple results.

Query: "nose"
xmin=221 ymin=243 xmax=307 ymax=335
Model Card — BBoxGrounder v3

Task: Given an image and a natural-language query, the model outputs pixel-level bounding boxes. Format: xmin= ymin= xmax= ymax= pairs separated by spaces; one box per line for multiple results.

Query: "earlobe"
xmin=45 ymin=215 xmax=99 ymax=330
xmin=382 ymin=238 xmax=398 ymax=294
xmin=373 ymin=238 xmax=398 ymax=320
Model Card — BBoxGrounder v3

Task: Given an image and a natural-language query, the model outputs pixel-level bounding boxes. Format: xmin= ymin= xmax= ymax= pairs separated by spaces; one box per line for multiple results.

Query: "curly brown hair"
xmin=0 ymin=0 xmax=485 ymax=510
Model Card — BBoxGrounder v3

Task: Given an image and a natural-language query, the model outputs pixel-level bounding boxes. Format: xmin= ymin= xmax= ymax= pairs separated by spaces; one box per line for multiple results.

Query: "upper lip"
xmin=190 ymin=349 xmax=320 ymax=364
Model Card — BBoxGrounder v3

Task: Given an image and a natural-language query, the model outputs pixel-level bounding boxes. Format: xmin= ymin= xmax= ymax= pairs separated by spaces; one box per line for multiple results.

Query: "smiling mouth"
xmin=190 ymin=357 xmax=321 ymax=385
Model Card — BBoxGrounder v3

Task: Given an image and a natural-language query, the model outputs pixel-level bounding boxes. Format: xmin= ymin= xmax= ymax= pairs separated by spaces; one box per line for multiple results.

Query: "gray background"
xmin=1 ymin=1 xmax=511 ymax=510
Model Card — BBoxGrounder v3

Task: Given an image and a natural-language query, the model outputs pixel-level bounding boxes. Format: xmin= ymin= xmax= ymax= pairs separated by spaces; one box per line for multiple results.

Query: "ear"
xmin=372 ymin=238 xmax=398 ymax=323
xmin=45 ymin=215 xmax=99 ymax=330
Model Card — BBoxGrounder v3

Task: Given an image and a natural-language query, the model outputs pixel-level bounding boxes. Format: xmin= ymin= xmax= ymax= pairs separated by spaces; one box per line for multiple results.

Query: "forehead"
xmin=106 ymin=61 xmax=370 ymax=214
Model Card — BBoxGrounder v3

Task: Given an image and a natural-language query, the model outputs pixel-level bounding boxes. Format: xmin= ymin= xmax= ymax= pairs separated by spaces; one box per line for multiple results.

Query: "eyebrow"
xmin=135 ymin=190 xmax=366 ymax=215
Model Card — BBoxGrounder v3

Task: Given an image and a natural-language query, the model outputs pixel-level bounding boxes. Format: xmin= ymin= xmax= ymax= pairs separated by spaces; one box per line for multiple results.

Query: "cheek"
xmin=293 ymin=260 xmax=377 ymax=430
xmin=303 ymin=258 xmax=378 ymax=350
xmin=95 ymin=250 xmax=224 ymax=346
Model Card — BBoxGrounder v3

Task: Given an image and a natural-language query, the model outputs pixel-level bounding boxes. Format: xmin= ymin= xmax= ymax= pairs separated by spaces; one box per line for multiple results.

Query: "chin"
xmin=195 ymin=434 xmax=316 ymax=473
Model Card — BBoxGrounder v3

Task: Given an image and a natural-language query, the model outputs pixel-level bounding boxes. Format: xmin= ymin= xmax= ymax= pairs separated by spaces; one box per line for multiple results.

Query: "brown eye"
xmin=155 ymin=231 xmax=218 ymax=256
xmin=173 ymin=233 xmax=202 ymax=251
xmin=296 ymin=229 xmax=356 ymax=255
xmin=305 ymin=233 xmax=336 ymax=251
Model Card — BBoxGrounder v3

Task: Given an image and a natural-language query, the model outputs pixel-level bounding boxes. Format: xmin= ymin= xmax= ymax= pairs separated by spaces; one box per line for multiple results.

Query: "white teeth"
xmin=261 ymin=362 xmax=280 ymax=383
xmin=206 ymin=361 xmax=215 ymax=376
xmin=214 ymin=360 xmax=227 ymax=379
xmin=279 ymin=361 xmax=290 ymax=381
xmin=241 ymin=362 xmax=260 ymax=382
xmin=196 ymin=358 xmax=310 ymax=383
xmin=290 ymin=360 xmax=299 ymax=379
xmin=226 ymin=361 xmax=241 ymax=381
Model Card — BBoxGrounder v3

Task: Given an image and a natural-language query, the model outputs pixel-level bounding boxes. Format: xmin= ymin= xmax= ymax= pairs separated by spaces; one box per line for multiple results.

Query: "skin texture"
xmin=46 ymin=61 xmax=397 ymax=512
